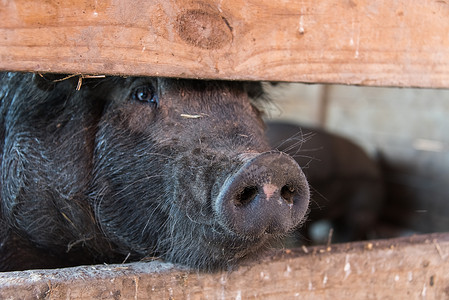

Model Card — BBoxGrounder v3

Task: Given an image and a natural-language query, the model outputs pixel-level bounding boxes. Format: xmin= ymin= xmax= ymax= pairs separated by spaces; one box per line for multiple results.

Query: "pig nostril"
xmin=280 ymin=185 xmax=295 ymax=205
xmin=235 ymin=186 xmax=258 ymax=206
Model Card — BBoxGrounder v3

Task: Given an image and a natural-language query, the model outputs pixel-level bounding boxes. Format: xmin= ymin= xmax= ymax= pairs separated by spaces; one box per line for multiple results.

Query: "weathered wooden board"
xmin=0 ymin=233 xmax=448 ymax=299
xmin=1 ymin=0 xmax=449 ymax=88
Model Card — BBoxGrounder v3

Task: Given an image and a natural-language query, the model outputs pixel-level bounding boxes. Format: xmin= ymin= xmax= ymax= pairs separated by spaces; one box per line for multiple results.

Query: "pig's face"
xmin=0 ymin=74 xmax=309 ymax=271
xmin=89 ymin=78 xmax=309 ymax=270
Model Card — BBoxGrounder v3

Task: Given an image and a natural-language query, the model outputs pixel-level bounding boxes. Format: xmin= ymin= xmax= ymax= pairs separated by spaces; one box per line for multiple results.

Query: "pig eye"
xmin=132 ymin=86 xmax=158 ymax=106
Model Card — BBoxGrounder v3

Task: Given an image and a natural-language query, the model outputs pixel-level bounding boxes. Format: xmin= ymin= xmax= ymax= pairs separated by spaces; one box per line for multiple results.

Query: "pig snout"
xmin=216 ymin=151 xmax=310 ymax=238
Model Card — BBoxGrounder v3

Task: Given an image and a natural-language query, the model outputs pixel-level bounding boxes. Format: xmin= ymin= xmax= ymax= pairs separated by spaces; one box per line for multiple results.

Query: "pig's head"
xmin=90 ymin=78 xmax=309 ymax=270
xmin=1 ymin=74 xmax=309 ymax=271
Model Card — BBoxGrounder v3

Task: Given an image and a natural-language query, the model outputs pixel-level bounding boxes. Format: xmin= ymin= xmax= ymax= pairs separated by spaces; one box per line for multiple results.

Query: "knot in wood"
xmin=176 ymin=9 xmax=232 ymax=50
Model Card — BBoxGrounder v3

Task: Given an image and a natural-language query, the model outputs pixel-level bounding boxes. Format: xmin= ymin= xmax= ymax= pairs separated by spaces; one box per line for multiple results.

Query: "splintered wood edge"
xmin=1 ymin=0 xmax=449 ymax=88
xmin=0 ymin=232 xmax=448 ymax=299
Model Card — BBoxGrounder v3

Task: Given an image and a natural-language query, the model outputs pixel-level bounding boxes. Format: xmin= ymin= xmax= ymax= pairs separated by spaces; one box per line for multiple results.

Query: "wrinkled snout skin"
xmin=0 ymin=73 xmax=309 ymax=271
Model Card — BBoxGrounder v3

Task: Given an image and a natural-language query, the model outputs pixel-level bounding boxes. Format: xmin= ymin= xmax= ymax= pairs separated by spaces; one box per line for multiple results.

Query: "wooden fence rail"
xmin=0 ymin=233 xmax=448 ymax=299
xmin=1 ymin=0 xmax=449 ymax=88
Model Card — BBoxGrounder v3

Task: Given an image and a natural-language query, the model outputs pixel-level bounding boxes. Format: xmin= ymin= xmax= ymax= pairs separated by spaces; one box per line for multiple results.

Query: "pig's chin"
xmin=157 ymin=215 xmax=281 ymax=271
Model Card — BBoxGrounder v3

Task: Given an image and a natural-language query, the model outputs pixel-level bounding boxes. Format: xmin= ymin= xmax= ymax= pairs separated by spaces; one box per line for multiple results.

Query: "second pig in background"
xmin=266 ymin=121 xmax=385 ymax=245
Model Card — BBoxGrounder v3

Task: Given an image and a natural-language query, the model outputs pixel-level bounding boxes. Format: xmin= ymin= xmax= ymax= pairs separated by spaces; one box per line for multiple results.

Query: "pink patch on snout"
xmin=262 ymin=183 xmax=278 ymax=201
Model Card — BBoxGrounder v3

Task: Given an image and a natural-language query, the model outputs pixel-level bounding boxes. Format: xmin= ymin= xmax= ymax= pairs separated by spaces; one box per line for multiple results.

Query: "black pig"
xmin=0 ymin=73 xmax=309 ymax=271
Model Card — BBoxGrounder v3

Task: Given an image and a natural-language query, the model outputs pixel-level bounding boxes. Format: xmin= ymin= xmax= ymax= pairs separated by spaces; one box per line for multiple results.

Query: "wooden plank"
xmin=1 ymin=0 xmax=449 ymax=88
xmin=1 ymin=233 xmax=448 ymax=299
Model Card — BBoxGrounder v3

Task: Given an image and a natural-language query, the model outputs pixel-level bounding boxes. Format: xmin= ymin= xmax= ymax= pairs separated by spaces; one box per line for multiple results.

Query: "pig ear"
xmin=245 ymin=82 xmax=279 ymax=101
xmin=245 ymin=82 xmax=264 ymax=100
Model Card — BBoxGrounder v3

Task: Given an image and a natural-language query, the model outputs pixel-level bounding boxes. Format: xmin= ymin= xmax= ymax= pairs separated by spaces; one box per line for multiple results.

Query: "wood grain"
xmin=1 ymin=0 xmax=449 ymax=88
xmin=0 ymin=233 xmax=448 ymax=299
